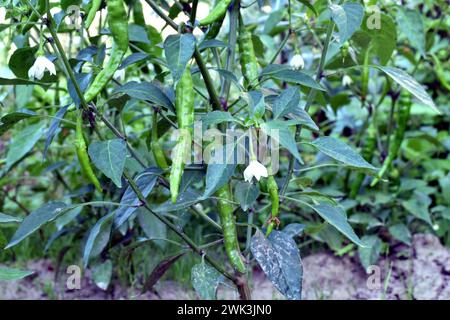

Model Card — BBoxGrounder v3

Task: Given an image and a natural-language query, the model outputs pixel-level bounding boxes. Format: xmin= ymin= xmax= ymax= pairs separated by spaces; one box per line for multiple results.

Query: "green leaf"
xmin=358 ymin=235 xmax=382 ymax=270
xmin=309 ymin=136 xmax=377 ymax=173
xmin=137 ymin=208 xmax=167 ymax=249
xmin=88 ymin=139 xmax=127 ymax=188
xmin=0 ymin=213 xmax=22 ymax=223
xmin=234 ymin=182 xmax=259 ymax=212
xmin=83 ymin=211 xmax=114 ymax=267
xmin=329 ymin=2 xmax=364 ymax=44
xmin=128 ymin=24 xmax=151 ymax=44
xmin=261 ymin=121 xmax=303 ymax=164
xmin=5 ymin=202 xmax=67 ymax=249
xmin=401 ymin=191 xmax=432 ymax=225
xmin=352 ymin=13 xmax=397 ymax=65
xmin=388 ymin=223 xmax=412 ymax=245
xmin=8 ymin=46 xmax=38 ymax=78
xmin=272 ymin=87 xmax=300 ymax=119
xmin=396 ymin=8 xmax=425 ymax=55
xmin=43 ymin=105 xmax=69 ymax=159
xmin=191 ymin=262 xmax=224 ymax=300
xmin=164 ymin=34 xmax=196 ymax=83
xmin=155 ymin=190 xmax=201 ymax=213
xmin=294 ymin=0 xmax=317 ymax=16
xmin=5 ymin=122 xmax=46 ymax=169
xmin=263 ymin=9 xmax=285 ymax=35
xmin=251 ymin=230 xmax=303 ymax=300
xmin=0 ymin=110 xmax=37 ymax=136
xmin=0 ymin=267 xmax=34 ymax=281
xmin=119 ymin=52 xmax=149 ymax=69
xmin=265 ymin=69 xmax=325 ymax=91
xmin=114 ymin=81 xmax=175 ymax=112
xmin=92 ymin=260 xmax=113 ymax=291
xmin=202 ymin=163 xmax=237 ymax=199
xmin=245 ymin=91 xmax=266 ymax=120
xmin=201 ymin=111 xmax=237 ymax=128
xmin=375 ymin=66 xmax=439 ymax=114
xmin=311 ymin=203 xmax=364 ymax=247
xmin=114 ymin=167 xmax=162 ymax=228
xmin=143 ymin=252 xmax=186 ymax=292
xmin=208 ymin=68 xmax=244 ymax=91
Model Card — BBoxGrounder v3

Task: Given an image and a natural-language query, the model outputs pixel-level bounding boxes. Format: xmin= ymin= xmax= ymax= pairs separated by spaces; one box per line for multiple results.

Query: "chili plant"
xmin=0 ymin=0 xmax=446 ymax=300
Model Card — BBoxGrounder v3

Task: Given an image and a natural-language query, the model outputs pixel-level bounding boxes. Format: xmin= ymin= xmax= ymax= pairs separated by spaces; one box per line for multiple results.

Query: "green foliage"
xmin=0 ymin=0 xmax=448 ymax=301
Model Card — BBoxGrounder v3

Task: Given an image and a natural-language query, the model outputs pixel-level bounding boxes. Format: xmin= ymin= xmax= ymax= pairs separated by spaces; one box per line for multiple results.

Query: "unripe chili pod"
xmin=84 ymin=0 xmax=128 ymax=103
xmin=215 ymin=184 xmax=246 ymax=273
xmin=75 ymin=114 xmax=102 ymax=193
xmin=170 ymin=65 xmax=194 ymax=203
xmin=265 ymin=175 xmax=280 ymax=236
xmin=238 ymin=25 xmax=259 ymax=90
xmin=199 ymin=0 xmax=232 ymax=26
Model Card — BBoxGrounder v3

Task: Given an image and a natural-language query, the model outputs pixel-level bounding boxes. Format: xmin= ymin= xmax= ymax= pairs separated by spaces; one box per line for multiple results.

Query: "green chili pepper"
xmin=84 ymin=0 xmax=128 ymax=103
xmin=204 ymin=12 xmax=226 ymax=40
xmin=371 ymin=92 xmax=411 ymax=187
xmin=349 ymin=121 xmax=377 ymax=198
xmin=151 ymin=111 xmax=169 ymax=170
xmin=199 ymin=0 xmax=232 ymax=26
xmin=170 ymin=65 xmax=194 ymax=203
xmin=215 ymin=184 xmax=246 ymax=273
xmin=22 ymin=0 xmax=46 ymax=34
xmin=238 ymin=23 xmax=259 ymax=90
xmin=265 ymin=175 xmax=280 ymax=236
xmin=84 ymin=0 xmax=102 ymax=29
xmin=75 ymin=113 xmax=102 ymax=193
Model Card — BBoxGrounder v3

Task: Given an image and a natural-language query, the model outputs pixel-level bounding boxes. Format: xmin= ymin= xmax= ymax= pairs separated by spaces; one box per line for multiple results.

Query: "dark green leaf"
xmin=0 ymin=213 xmax=22 ymax=223
xmin=234 ymin=182 xmax=259 ymax=212
xmin=83 ymin=211 xmax=114 ymax=267
xmin=191 ymin=262 xmax=224 ymax=300
xmin=114 ymin=81 xmax=174 ymax=112
xmin=265 ymin=69 xmax=325 ymax=91
xmin=375 ymin=66 xmax=438 ymax=113
xmin=261 ymin=121 xmax=303 ymax=164
xmin=44 ymin=105 xmax=69 ymax=159
xmin=88 ymin=139 xmax=127 ymax=188
xmin=309 ymin=136 xmax=377 ymax=172
xmin=114 ymin=167 xmax=162 ymax=227
xmin=311 ymin=203 xmax=364 ymax=246
xmin=92 ymin=260 xmax=113 ymax=290
xmin=330 ymin=2 xmax=364 ymax=44
xmin=119 ymin=52 xmax=149 ymax=69
xmin=0 ymin=110 xmax=37 ymax=136
xmin=251 ymin=230 xmax=303 ymax=300
xmin=164 ymin=34 xmax=196 ymax=83
xmin=388 ymin=223 xmax=412 ymax=245
xmin=202 ymin=163 xmax=237 ymax=199
xmin=358 ymin=235 xmax=382 ymax=270
xmin=6 ymin=202 xmax=67 ymax=249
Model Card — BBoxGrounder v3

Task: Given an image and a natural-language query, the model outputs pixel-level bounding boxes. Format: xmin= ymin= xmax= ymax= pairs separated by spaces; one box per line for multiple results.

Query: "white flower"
xmin=342 ymin=74 xmax=353 ymax=86
xmin=244 ymin=160 xmax=268 ymax=183
xmin=290 ymin=54 xmax=304 ymax=70
xmin=28 ymin=55 xmax=56 ymax=80
xmin=114 ymin=68 xmax=126 ymax=81
xmin=261 ymin=5 xmax=272 ymax=13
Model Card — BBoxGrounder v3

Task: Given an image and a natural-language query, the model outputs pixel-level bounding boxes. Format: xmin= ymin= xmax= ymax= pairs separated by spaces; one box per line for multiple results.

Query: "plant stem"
xmin=280 ymin=21 xmax=334 ymax=195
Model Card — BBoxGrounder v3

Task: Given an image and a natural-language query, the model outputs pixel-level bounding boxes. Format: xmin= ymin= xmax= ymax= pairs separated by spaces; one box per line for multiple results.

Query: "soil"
xmin=2 ymin=233 xmax=450 ymax=300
